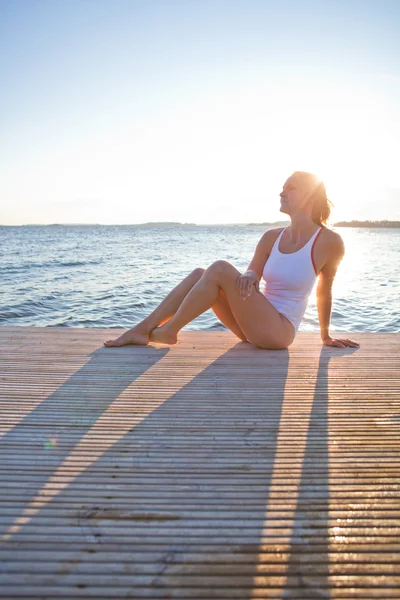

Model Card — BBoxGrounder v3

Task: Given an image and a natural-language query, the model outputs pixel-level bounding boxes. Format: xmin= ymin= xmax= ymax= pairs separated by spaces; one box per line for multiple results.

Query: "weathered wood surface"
xmin=0 ymin=326 xmax=399 ymax=599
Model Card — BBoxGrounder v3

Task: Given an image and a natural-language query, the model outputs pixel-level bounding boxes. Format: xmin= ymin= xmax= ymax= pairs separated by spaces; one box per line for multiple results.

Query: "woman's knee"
xmin=205 ymin=260 xmax=235 ymax=278
xmin=210 ymin=259 xmax=231 ymax=270
xmin=191 ymin=267 xmax=205 ymax=280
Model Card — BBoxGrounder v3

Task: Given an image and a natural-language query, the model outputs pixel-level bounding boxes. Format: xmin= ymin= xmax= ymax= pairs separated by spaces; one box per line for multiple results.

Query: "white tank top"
xmin=261 ymin=226 xmax=322 ymax=333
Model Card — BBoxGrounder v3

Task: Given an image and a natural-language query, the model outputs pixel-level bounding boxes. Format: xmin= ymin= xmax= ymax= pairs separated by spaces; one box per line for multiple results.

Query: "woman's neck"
xmin=287 ymin=214 xmax=320 ymax=241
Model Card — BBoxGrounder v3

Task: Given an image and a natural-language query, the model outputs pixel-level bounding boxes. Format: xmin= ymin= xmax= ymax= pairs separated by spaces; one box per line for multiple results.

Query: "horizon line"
xmin=1 ymin=219 xmax=400 ymax=227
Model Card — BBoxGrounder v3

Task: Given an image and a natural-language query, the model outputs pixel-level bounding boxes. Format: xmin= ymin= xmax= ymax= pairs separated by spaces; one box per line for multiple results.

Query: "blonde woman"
xmin=104 ymin=171 xmax=359 ymax=350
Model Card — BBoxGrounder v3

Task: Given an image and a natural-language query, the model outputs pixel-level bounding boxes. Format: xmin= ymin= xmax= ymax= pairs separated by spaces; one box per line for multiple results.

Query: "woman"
xmin=104 ymin=171 xmax=359 ymax=350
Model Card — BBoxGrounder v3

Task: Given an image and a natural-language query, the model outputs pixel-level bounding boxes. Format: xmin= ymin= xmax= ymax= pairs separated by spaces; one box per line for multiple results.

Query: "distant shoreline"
xmin=1 ymin=220 xmax=399 ymax=228
xmin=333 ymin=220 xmax=400 ymax=228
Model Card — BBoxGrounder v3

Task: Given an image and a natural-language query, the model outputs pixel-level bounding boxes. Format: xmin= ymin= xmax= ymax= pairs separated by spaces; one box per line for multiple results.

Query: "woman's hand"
xmin=322 ymin=336 xmax=360 ymax=348
xmin=237 ymin=270 xmax=259 ymax=300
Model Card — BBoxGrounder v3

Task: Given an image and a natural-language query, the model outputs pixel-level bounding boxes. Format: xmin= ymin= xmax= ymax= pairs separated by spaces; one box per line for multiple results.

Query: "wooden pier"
xmin=0 ymin=326 xmax=399 ymax=598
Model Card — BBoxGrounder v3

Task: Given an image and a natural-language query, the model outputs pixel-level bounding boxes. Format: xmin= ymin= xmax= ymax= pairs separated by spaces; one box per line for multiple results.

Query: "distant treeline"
xmin=334 ymin=220 xmax=400 ymax=228
xmin=4 ymin=220 xmax=399 ymax=228
xmin=137 ymin=222 xmax=195 ymax=226
xmin=246 ymin=221 xmax=289 ymax=226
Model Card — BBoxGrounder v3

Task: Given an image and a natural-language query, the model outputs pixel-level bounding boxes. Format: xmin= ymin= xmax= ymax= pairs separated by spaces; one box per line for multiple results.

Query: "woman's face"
xmin=279 ymin=175 xmax=313 ymax=216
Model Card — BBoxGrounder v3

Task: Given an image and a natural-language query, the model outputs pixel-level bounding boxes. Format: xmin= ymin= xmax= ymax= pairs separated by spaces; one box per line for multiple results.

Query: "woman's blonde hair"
xmin=293 ymin=171 xmax=334 ymax=226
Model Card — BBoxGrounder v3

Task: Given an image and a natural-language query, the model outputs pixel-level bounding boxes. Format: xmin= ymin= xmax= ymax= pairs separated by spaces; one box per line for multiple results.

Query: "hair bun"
xmin=293 ymin=171 xmax=333 ymax=225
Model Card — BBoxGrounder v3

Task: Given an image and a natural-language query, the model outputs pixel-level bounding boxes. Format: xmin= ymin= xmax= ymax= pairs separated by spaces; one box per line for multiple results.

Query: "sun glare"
xmin=283 ymin=91 xmax=395 ymax=221
xmin=1 ymin=70 xmax=397 ymax=225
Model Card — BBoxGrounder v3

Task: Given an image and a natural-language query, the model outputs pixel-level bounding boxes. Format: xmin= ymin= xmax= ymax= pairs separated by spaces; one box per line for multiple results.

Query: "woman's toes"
xmin=103 ymin=330 xmax=150 ymax=347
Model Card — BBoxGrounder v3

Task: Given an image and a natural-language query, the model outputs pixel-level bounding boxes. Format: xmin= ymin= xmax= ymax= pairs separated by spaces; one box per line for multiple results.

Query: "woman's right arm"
xmin=237 ymin=229 xmax=279 ymax=299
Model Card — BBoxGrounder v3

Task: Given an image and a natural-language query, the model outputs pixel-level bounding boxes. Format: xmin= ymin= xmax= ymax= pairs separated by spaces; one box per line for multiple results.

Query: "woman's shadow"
xmin=1 ymin=339 xmax=357 ymax=598
xmin=0 ymin=343 xmax=169 ymax=541
xmin=282 ymin=345 xmax=359 ymax=597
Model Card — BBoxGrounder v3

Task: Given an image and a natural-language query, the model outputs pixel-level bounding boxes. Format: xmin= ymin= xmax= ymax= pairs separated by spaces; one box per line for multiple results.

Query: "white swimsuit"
xmin=261 ymin=226 xmax=323 ymax=333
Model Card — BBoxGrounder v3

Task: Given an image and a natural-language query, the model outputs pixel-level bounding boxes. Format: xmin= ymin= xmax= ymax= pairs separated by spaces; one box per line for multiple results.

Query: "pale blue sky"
xmin=1 ymin=0 xmax=399 ymax=225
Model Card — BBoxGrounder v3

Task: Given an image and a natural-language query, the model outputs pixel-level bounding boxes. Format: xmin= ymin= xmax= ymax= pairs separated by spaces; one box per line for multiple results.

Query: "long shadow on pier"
xmin=282 ymin=346 xmax=333 ymax=598
xmin=0 ymin=339 xmax=351 ymax=598
xmin=0 ymin=344 xmax=169 ymax=538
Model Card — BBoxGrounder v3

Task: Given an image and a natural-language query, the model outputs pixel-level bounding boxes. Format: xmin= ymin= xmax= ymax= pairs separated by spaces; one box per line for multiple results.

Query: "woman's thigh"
xmin=212 ymin=290 xmax=248 ymax=342
xmin=206 ymin=260 xmax=295 ymax=349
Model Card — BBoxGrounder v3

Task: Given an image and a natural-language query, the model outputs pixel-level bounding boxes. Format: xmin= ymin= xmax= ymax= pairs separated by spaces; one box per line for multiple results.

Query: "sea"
xmin=1 ymin=225 xmax=399 ymax=333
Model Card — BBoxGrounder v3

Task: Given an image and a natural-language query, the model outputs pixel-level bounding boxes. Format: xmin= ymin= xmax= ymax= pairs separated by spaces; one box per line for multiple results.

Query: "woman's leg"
xmin=104 ymin=268 xmax=205 ymax=347
xmin=104 ymin=266 xmax=248 ymax=347
xmin=150 ymin=260 xmax=294 ymax=349
xmin=211 ymin=290 xmax=248 ymax=342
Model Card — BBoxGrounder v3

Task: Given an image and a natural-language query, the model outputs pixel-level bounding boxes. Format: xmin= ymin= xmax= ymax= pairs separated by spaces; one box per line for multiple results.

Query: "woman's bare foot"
xmin=104 ymin=324 xmax=151 ymax=347
xmin=149 ymin=324 xmax=178 ymax=345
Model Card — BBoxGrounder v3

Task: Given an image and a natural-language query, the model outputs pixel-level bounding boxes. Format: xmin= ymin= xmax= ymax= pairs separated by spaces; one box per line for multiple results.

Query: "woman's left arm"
xmin=316 ymin=235 xmax=360 ymax=348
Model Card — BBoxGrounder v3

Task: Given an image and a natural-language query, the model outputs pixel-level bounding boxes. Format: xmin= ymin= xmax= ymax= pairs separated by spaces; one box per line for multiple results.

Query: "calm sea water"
xmin=1 ymin=225 xmax=399 ymax=333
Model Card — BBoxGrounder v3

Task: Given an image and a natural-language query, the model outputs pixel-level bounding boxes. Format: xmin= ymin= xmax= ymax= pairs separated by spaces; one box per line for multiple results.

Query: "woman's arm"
xmin=246 ymin=228 xmax=282 ymax=279
xmin=316 ymin=268 xmax=335 ymax=343
xmin=237 ymin=229 xmax=282 ymax=299
xmin=316 ymin=235 xmax=359 ymax=348
xmin=236 ymin=229 xmax=281 ymax=299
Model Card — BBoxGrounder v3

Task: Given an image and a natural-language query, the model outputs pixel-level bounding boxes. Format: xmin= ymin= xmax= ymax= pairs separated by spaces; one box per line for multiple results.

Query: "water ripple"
xmin=1 ymin=225 xmax=399 ymax=332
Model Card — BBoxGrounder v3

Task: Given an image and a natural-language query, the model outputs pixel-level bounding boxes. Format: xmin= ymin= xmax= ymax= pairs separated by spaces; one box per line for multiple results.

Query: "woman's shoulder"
xmin=319 ymin=226 xmax=345 ymax=256
xmin=262 ymin=226 xmax=285 ymax=240
xmin=259 ymin=226 xmax=285 ymax=249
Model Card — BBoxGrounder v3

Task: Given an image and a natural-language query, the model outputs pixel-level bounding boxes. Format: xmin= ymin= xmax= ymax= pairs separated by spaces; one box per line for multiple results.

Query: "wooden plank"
xmin=0 ymin=326 xmax=399 ymax=598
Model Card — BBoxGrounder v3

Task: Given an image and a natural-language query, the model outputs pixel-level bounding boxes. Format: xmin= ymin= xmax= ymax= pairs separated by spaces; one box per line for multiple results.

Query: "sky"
xmin=1 ymin=0 xmax=399 ymax=225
